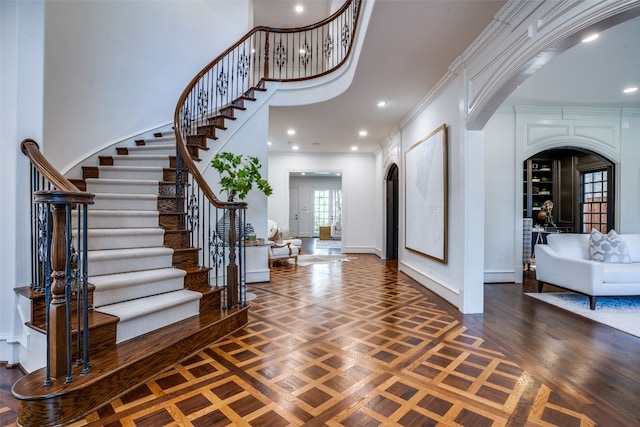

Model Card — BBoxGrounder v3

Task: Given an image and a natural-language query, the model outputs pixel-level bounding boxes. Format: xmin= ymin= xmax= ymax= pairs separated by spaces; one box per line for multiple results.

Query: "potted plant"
xmin=211 ymin=152 xmax=273 ymax=201
xmin=211 ymin=152 xmax=272 ymax=245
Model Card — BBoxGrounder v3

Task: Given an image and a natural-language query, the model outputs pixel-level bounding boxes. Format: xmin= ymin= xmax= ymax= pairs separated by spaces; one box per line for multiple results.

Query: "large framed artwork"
xmin=404 ymin=124 xmax=448 ymax=263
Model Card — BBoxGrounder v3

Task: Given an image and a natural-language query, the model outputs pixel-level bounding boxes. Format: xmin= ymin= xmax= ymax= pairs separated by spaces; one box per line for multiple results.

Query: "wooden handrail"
xmin=20 ymin=139 xmax=88 ymax=196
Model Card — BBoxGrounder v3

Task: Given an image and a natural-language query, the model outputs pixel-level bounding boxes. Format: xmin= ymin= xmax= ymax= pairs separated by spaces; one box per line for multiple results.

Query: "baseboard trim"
xmin=484 ymin=270 xmax=516 ymax=283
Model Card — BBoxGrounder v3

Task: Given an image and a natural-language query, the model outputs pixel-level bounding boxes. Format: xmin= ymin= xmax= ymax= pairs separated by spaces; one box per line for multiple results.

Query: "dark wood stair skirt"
xmin=12 ymin=307 xmax=249 ymax=426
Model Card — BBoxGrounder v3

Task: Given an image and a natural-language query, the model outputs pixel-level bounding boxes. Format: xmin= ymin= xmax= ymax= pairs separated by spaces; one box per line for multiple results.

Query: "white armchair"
xmin=268 ymin=242 xmax=299 ymax=267
xmin=268 ymin=219 xmax=302 ymax=252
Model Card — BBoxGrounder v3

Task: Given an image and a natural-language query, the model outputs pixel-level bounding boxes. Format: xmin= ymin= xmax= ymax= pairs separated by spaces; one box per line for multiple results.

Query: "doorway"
xmin=385 ymin=164 xmax=399 ymax=259
xmin=523 ymin=148 xmax=615 ymax=233
xmin=289 ymin=172 xmax=342 ymax=238
xmin=313 ymin=189 xmax=342 ymax=236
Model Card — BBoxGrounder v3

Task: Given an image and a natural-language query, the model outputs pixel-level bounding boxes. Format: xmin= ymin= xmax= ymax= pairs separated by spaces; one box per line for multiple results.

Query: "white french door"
xmin=313 ymin=189 xmax=342 ymax=235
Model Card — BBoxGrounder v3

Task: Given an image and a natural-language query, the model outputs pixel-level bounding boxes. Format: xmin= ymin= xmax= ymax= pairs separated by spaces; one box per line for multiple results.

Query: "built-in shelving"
xmin=523 ymin=158 xmax=556 ymax=224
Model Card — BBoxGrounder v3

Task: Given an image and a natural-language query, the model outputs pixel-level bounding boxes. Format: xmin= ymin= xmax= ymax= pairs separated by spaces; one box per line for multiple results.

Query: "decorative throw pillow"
xmin=588 ymin=229 xmax=632 ymax=263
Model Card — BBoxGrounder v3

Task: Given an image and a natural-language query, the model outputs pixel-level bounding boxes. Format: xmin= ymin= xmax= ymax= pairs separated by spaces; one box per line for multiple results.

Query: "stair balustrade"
xmin=173 ymin=0 xmax=362 ymax=308
xmin=20 ymin=139 xmax=95 ymax=385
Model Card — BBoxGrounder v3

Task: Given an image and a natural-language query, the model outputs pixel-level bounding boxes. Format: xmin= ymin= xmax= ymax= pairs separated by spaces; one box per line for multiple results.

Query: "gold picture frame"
xmin=404 ymin=124 xmax=448 ymax=263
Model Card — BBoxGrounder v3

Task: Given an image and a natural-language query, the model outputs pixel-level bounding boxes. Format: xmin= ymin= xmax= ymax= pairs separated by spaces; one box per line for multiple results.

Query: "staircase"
xmin=78 ymin=136 xmax=201 ymax=344
xmin=12 ymin=113 xmax=262 ymax=426
xmin=13 ymin=1 xmax=363 ymax=424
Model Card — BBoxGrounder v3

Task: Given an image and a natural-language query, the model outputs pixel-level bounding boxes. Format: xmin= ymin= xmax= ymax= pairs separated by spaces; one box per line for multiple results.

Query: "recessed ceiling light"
xmin=295 ymin=5 xmax=303 ymax=13
xmin=287 ymin=129 xmax=296 ymax=135
xmin=623 ymin=86 xmax=638 ymax=94
xmin=582 ymin=33 xmax=599 ymax=43
xmin=301 ymin=172 xmax=306 ymax=175
xmin=358 ymin=130 xmax=368 ymax=137
xmin=267 ymin=141 xmax=272 ymax=145
xmin=292 ymin=145 xmax=299 ymax=150
xmin=377 ymin=101 xmax=387 ymax=108
xmin=336 ymin=172 xmax=341 ymax=176
xmin=351 ymin=146 xmax=358 ymax=151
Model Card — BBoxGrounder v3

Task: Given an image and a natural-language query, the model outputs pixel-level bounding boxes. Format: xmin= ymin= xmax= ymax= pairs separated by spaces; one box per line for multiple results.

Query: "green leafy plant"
xmin=211 ymin=152 xmax=273 ymax=201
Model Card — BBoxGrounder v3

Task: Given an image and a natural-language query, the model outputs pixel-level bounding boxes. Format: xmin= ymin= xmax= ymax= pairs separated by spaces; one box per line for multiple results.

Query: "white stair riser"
xmin=93 ymin=276 xmax=185 ymax=307
xmin=126 ymin=146 xmax=175 ymax=156
xmin=111 ymin=156 xmax=171 ymax=168
xmin=96 ymin=290 xmax=202 ymax=344
xmin=98 ymin=167 xmax=164 ymax=181
xmin=90 ymin=195 xmax=158 ymax=211
xmin=86 ymin=231 xmax=165 ymax=250
xmin=86 ymin=180 xmax=159 ymax=195
xmin=89 ymin=253 xmax=173 ymax=276
xmin=84 ymin=212 xmax=159 ymax=229
xmin=113 ymin=298 xmax=200 ymax=343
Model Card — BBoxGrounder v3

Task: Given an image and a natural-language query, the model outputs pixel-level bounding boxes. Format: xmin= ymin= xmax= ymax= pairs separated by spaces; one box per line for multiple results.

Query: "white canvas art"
xmin=405 ymin=124 xmax=447 ymax=263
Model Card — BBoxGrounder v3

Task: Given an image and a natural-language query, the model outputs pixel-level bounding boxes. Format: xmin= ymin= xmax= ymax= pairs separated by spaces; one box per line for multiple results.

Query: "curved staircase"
xmin=12 ymin=1 xmax=364 ymax=424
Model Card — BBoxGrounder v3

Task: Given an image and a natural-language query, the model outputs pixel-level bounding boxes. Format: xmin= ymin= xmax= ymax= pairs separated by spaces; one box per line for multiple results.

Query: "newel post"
xmin=226 ymin=207 xmax=239 ymax=309
xmin=48 ymin=202 xmax=70 ymax=380
xmin=34 ymin=190 xmax=93 ymax=384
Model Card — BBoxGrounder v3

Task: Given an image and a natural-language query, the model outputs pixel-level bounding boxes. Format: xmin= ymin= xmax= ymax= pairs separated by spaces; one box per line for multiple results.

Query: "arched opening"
xmin=385 ymin=164 xmax=399 ymax=260
xmin=523 ymin=147 xmax=616 ymax=234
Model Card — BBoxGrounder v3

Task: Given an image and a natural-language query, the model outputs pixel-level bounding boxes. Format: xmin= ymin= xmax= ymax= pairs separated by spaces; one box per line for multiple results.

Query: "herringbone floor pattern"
xmin=41 ymin=254 xmax=592 ymax=427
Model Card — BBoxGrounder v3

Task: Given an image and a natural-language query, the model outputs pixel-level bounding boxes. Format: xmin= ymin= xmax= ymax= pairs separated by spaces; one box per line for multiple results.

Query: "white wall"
xmin=619 ymin=113 xmax=640 ymax=233
xmin=483 ymin=108 xmax=517 ymax=283
xmin=1 ymin=0 xmax=45 ymax=365
xmin=398 ymin=80 xmax=485 ymax=313
xmin=268 ymin=152 xmax=376 ymax=253
xmin=43 ymin=0 xmax=252 ymax=171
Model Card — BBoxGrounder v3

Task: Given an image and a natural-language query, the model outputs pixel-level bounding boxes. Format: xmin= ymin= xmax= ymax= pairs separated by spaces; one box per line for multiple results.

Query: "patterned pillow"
xmin=588 ymin=229 xmax=632 ymax=263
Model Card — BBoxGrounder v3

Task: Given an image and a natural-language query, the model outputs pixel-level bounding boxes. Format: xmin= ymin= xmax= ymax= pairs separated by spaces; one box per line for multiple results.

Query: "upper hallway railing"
xmin=173 ymin=0 xmax=361 ymax=200
xmin=20 ymin=139 xmax=95 ymax=385
xmin=172 ymin=0 xmax=362 ymax=301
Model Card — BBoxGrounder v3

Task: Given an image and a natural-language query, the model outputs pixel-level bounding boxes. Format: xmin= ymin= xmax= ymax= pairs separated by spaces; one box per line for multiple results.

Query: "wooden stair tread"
xmin=25 ymin=309 xmax=118 ymax=333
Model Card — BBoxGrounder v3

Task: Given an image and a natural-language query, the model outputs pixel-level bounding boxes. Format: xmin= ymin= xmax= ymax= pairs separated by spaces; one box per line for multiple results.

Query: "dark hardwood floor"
xmin=2 ymin=239 xmax=639 ymax=426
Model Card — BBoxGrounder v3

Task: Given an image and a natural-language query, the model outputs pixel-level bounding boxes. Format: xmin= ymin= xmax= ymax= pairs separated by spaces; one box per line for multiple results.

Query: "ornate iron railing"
xmin=21 ymin=139 xmax=95 ymax=386
xmin=173 ymin=0 xmax=362 ymax=305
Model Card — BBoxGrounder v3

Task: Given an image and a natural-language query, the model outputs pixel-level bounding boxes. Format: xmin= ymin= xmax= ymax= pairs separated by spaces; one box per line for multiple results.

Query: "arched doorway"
xmin=523 ymin=147 xmax=616 ymax=234
xmin=385 ymin=164 xmax=399 ymax=260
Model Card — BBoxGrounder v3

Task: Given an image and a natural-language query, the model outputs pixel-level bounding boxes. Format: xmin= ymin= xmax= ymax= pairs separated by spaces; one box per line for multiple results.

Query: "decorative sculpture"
xmin=537 ymin=200 xmax=557 ymax=228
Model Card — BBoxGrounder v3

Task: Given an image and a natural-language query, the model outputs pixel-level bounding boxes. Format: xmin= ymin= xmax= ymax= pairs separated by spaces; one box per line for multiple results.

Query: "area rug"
xmin=290 ymin=254 xmax=353 ymax=266
xmin=526 ymin=292 xmax=640 ymax=337
xmin=315 ymin=240 xmax=341 ymax=249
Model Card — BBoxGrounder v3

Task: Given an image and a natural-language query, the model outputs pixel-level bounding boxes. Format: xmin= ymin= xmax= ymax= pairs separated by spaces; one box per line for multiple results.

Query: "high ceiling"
xmin=504 ymin=14 xmax=640 ymax=109
xmin=254 ymin=1 xmax=640 ymax=155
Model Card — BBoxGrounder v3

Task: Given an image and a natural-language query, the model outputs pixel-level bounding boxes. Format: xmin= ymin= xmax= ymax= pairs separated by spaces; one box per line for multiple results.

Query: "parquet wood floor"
xmin=3 ymin=243 xmax=640 ymax=426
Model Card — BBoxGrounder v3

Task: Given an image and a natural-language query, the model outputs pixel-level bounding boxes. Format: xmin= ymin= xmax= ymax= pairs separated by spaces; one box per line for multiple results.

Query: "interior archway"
xmin=523 ymin=147 xmax=616 ymax=235
xmin=385 ymin=163 xmax=399 ymax=260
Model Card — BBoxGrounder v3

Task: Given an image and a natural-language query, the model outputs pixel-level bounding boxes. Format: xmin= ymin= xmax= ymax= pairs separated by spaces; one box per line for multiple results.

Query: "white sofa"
xmin=535 ymin=231 xmax=640 ymax=309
